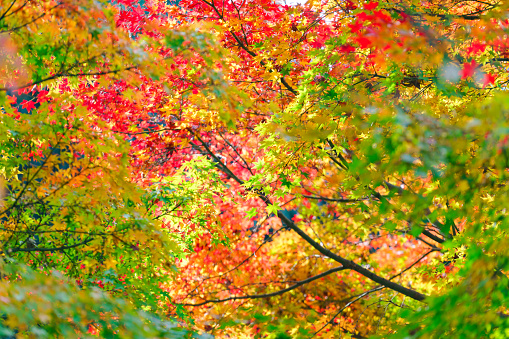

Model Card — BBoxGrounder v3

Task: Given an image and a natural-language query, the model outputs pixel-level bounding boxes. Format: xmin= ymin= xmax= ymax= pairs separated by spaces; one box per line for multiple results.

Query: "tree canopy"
xmin=1 ymin=0 xmax=509 ymax=337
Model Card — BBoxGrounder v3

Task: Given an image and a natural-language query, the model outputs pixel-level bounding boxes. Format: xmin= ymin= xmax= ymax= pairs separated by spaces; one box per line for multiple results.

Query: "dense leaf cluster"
xmin=1 ymin=0 xmax=509 ymax=338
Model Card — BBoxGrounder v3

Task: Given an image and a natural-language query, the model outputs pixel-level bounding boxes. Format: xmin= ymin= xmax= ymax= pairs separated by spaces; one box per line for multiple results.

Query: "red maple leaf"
xmin=373 ymin=10 xmax=392 ymax=23
xmin=364 ymin=2 xmax=379 ymax=10
xmin=311 ymin=39 xmax=324 ymax=49
xmin=339 ymin=44 xmax=356 ymax=53
xmin=38 ymin=90 xmax=50 ymax=103
xmin=348 ymin=22 xmax=363 ymax=33
xmin=356 ymin=37 xmax=371 ymax=49
xmin=466 ymin=42 xmax=486 ymax=56
xmin=21 ymin=99 xmax=36 ymax=112
xmin=356 ymin=12 xmax=373 ymax=22
xmin=344 ymin=0 xmax=357 ymax=11
xmin=6 ymin=95 xmax=17 ymax=105
xmin=461 ymin=60 xmax=477 ymax=79
xmin=115 ymin=0 xmax=135 ymax=5
xmin=483 ymin=73 xmax=497 ymax=87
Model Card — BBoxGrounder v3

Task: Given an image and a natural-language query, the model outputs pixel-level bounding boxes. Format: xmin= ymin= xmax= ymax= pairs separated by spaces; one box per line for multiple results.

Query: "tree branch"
xmin=192 ymin=135 xmax=429 ymax=302
xmin=8 ymin=237 xmax=93 ymax=254
xmin=181 ymin=266 xmax=347 ymax=306
xmin=310 ymin=286 xmax=384 ymax=338
xmin=302 ymin=194 xmax=365 ymax=203
xmin=276 ymin=211 xmax=428 ymax=301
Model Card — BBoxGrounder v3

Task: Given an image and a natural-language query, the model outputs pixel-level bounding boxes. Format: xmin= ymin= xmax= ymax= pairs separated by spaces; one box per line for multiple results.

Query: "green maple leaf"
xmin=266 ymin=203 xmax=280 ymax=216
xmin=246 ymin=207 xmax=258 ymax=219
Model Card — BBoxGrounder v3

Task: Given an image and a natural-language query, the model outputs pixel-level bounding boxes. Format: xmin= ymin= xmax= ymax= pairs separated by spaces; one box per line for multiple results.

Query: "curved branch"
xmin=181 ymin=266 xmax=347 ymax=306
xmin=192 ymin=134 xmax=429 ymax=302
xmin=8 ymin=237 xmax=93 ymax=254
xmin=0 ymin=65 xmax=138 ymax=92
xmin=310 ymin=286 xmax=384 ymax=338
xmin=276 ymin=211 xmax=428 ymax=301
xmin=302 ymin=194 xmax=364 ymax=203
xmin=390 ymin=249 xmax=437 ymax=281
xmin=198 ymin=0 xmax=298 ymax=95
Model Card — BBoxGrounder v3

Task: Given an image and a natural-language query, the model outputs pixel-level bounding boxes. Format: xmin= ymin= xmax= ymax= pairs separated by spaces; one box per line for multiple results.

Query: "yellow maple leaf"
xmin=104 ymin=258 xmax=118 ymax=270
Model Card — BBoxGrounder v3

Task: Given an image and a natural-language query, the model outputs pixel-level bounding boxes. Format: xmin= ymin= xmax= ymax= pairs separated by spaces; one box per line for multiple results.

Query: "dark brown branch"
xmin=112 ymin=127 xmax=174 ymax=135
xmin=181 ymin=266 xmax=347 ymax=306
xmin=390 ymin=249 xmax=437 ymax=281
xmin=0 ymin=4 xmax=59 ymax=34
xmin=9 ymin=238 xmax=93 ymax=253
xmin=422 ymin=229 xmax=445 ymax=244
xmin=217 ymin=130 xmax=254 ymax=175
xmin=387 ymin=5 xmax=495 ymax=21
xmin=0 ymin=65 xmax=138 ymax=92
xmin=0 ymin=0 xmax=17 ymax=21
xmin=276 ymin=211 xmax=428 ymax=301
xmin=310 ymin=286 xmax=384 ymax=338
xmin=192 ymin=135 xmax=429 ymax=302
xmin=198 ymin=0 xmax=298 ymax=95
xmin=302 ymin=195 xmax=364 ymax=203
xmin=326 ymin=139 xmax=349 ymax=170
xmin=490 ymin=58 xmax=509 ymax=63
xmin=417 ymin=236 xmax=442 ymax=250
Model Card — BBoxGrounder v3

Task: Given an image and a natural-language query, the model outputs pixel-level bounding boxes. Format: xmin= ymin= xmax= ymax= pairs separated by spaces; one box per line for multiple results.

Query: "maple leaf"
xmin=483 ymin=73 xmax=496 ymax=87
xmin=356 ymin=12 xmax=373 ymax=22
xmin=373 ymin=10 xmax=392 ymax=23
xmin=246 ymin=207 xmax=258 ymax=219
xmin=344 ymin=0 xmax=357 ymax=11
xmin=20 ymin=99 xmax=36 ymax=112
xmin=460 ymin=60 xmax=477 ymax=79
xmin=348 ymin=22 xmax=363 ymax=33
xmin=6 ymin=95 xmax=17 ymax=105
xmin=311 ymin=39 xmax=325 ymax=49
xmin=339 ymin=44 xmax=355 ymax=53
xmin=266 ymin=203 xmax=280 ymax=216
xmin=356 ymin=37 xmax=371 ymax=49
xmin=278 ymin=261 xmax=292 ymax=272
xmin=466 ymin=42 xmax=486 ymax=56
xmin=115 ymin=0 xmax=136 ymax=5
xmin=104 ymin=258 xmax=118 ymax=270
xmin=38 ymin=89 xmax=50 ymax=103
xmin=364 ymin=2 xmax=379 ymax=10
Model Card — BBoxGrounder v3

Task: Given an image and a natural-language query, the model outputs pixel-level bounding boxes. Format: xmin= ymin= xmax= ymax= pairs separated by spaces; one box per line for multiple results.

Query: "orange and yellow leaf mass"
xmin=1 ymin=0 xmax=509 ymax=338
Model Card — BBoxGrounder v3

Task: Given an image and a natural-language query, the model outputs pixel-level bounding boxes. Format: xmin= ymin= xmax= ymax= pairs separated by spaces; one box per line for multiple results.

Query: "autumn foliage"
xmin=1 ymin=0 xmax=509 ymax=338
